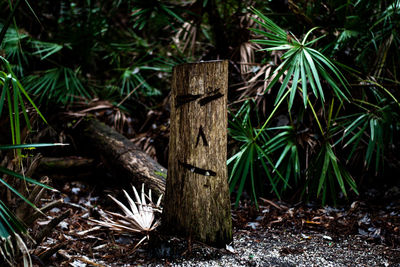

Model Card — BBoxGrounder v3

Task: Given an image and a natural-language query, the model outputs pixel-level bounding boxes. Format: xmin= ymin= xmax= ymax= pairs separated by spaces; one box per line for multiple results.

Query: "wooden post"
xmin=162 ymin=60 xmax=232 ymax=247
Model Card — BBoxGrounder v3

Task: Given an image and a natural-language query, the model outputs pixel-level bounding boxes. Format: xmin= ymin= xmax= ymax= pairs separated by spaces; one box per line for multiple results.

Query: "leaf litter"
xmin=29 ymin=180 xmax=400 ymax=266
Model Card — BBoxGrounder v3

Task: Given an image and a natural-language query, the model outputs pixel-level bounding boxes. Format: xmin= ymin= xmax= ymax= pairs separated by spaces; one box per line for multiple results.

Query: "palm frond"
xmin=0 ymin=25 xmax=28 ymax=73
xmin=250 ymin=7 xmax=350 ymax=110
xmin=307 ymin=142 xmax=358 ymax=205
xmin=228 ymin=101 xmax=286 ymax=207
xmin=24 ymin=67 xmax=91 ymax=104
xmin=91 ymin=183 xmax=162 ymax=234
xmin=29 ymin=40 xmax=63 ymax=60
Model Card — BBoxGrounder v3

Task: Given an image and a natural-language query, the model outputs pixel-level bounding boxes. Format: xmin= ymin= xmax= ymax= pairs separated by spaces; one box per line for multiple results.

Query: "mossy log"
xmin=77 ymin=118 xmax=166 ymax=197
xmin=162 ymin=60 xmax=232 ymax=247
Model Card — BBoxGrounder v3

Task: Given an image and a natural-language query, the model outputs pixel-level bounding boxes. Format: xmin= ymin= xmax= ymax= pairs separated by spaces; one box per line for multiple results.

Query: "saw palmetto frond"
xmin=91 ymin=183 xmax=162 ymax=234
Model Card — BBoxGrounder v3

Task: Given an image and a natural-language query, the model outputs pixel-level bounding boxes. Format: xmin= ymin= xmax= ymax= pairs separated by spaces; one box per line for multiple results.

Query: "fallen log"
xmin=38 ymin=157 xmax=95 ymax=172
xmin=76 ymin=117 xmax=166 ymax=196
xmin=35 ymin=156 xmax=97 ymax=181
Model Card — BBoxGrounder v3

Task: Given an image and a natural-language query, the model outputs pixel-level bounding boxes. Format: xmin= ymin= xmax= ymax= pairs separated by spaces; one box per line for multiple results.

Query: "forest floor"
xmin=30 ymin=179 xmax=400 ymax=267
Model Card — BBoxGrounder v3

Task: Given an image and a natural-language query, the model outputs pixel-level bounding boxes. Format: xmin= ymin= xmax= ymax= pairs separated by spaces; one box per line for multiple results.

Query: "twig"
xmin=37 ymin=241 xmax=69 ymax=263
xmin=260 ymin=197 xmax=288 ymax=210
xmin=117 ymin=80 xmax=146 ymax=107
xmin=74 ymin=256 xmax=107 ymax=267
xmin=26 ymin=198 xmax=64 ymax=225
xmin=35 ymin=209 xmax=71 ymax=244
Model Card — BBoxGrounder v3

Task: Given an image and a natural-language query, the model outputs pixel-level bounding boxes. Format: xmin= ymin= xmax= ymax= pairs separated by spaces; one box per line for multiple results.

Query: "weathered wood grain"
xmin=163 ymin=60 xmax=232 ymax=247
xmin=78 ymin=117 xmax=166 ymax=197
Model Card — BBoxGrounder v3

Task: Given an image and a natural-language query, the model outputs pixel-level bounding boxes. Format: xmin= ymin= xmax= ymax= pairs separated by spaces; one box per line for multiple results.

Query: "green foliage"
xmin=24 ymin=67 xmax=90 ymax=104
xmin=1 ymin=56 xmax=62 ymax=264
xmin=250 ymin=7 xmax=349 ymax=109
xmin=0 ymin=57 xmax=46 ymax=146
xmin=29 ymin=40 xmax=63 ymax=60
xmin=264 ymin=125 xmax=300 ymax=192
xmin=228 ymin=4 xmax=400 ymax=206
xmin=334 ymin=84 xmax=400 ymax=174
xmin=0 ymin=1 xmax=179 ymax=106
xmin=229 ymin=8 xmax=355 ymax=205
xmin=228 ymin=101 xmax=285 ymax=207
xmin=0 ymin=199 xmax=24 ymax=239
xmin=308 ymin=142 xmax=358 ymax=206
xmin=118 ymin=61 xmax=167 ymax=97
xmin=0 ymin=146 xmax=61 ymax=265
xmin=330 ymin=0 xmax=400 ymax=76
xmin=0 ymin=25 xmax=29 ymax=74
xmin=0 ymin=145 xmax=59 ymax=243
xmin=1 ymin=0 xmax=399 ymax=210
xmin=131 ymin=0 xmax=185 ymax=30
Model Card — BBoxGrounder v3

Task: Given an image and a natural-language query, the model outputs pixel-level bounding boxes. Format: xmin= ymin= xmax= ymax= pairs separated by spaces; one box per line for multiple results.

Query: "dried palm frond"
xmin=65 ymin=98 xmax=131 ymax=133
xmin=239 ymin=42 xmax=260 ymax=75
xmin=0 ymin=234 xmax=32 ymax=267
xmin=90 ymin=184 xmax=162 ymax=251
xmin=91 ymin=183 xmax=162 ymax=234
xmin=173 ymin=20 xmax=199 ymax=57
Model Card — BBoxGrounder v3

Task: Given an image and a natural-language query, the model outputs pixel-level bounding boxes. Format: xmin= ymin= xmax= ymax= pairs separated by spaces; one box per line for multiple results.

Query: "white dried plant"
xmin=0 ymin=234 xmax=32 ymax=267
xmin=91 ymin=184 xmax=162 ymax=249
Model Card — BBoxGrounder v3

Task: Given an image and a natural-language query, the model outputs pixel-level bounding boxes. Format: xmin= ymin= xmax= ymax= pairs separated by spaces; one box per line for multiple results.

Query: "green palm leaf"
xmin=250 ymin=8 xmax=350 ymax=110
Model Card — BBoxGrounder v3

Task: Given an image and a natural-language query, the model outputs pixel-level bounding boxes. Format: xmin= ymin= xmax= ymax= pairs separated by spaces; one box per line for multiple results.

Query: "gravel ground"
xmin=148 ymin=229 xmax=400 ymax=267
